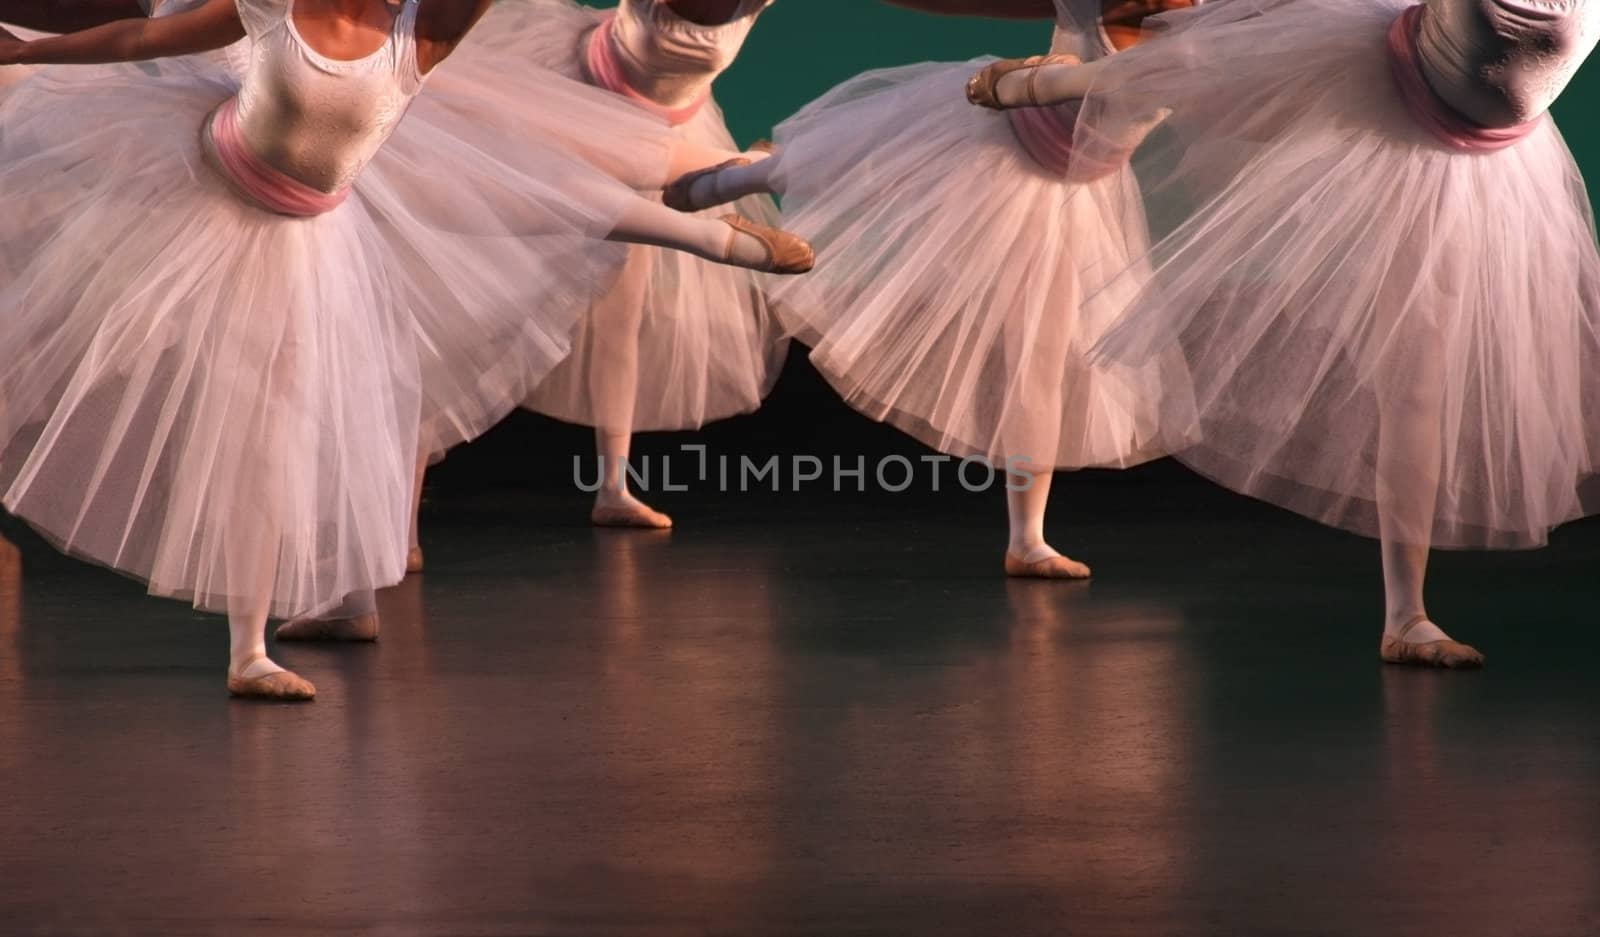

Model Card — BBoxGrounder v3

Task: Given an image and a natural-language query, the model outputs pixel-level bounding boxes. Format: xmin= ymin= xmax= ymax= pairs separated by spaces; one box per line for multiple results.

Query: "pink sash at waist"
xmin=1386 ymin=5 xmax=1541 ymax=153
xmin=203 ymin=98 xmax=350 ymax=218
xmin=585 ymin=14 xmax=708 ymax=127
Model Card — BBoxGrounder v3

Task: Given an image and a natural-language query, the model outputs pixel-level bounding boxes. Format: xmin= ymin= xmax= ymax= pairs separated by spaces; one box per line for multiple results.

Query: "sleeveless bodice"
xmin=605 ymin=0 xmax=771 ymax=108
xmin=1416 ymin=0 xmax=1600 ymax=126
xmin=232 ymin=0 xmax=425 ymax=193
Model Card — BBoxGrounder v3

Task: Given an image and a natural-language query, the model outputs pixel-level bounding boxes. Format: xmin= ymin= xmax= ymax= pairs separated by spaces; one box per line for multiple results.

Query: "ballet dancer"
xmin=663 ymin=0 xmax=1187 ymax=579
xmin=0 ymin=0 xmax=813 ymax=700
xmin=410 ymin=0 xmax=788 ymax=540
xmin=969 ymin=0 xmax=1600 ymax=666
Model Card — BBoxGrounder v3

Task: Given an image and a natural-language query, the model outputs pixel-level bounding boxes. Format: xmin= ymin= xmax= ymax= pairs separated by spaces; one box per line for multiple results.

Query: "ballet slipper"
xmin=406 ymin=545 xmax=424 ymax=574
xmin=1380 ymin=616 xmax=1484 ymax=669
xmin=966 ymin=54 xmax=1082 ymax=110
xmin=227 ymin=656 xmax=316 ymax=701
xmin=1004 ymin=548 xmax=1092 ymax=580
xmin=592 ymin=503 xmax=674 ymax=530
xmin=663 ymin=157 xmax=749 ymax=212
xmin=275 ymin=613 xmax=380 ymax=642
xmin=721 ymin=214 xmax=815 ymax=274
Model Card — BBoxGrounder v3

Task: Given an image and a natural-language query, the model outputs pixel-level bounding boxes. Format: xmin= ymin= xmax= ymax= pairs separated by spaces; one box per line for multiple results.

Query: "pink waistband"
xmin=204 ymin=99 xmax=349 ymax=217
xmin=1007 ymin=102 xmax=1131 ymax=182
xmin=1386 ymin=6 xmax=1541 ymax=153
xmin=585 ymin=14 xmax=708 ymax=126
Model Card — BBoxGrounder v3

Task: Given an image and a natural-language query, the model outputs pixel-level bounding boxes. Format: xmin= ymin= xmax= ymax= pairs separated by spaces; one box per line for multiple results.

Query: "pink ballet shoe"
xmin=1380 ymin=617 xmax=1484 ymax=669
xmin=591 ymin=503 xmax=674 ymax=530
xmin=227 ymin=658 xmax=316 ymax=701
xmin=406 ymin=545 xmax=424 ymax=575
xmin=663 ymin=157 xmax=749 ymax=212
xmin=275 ymin=613 xmax=380 ymax=643
xmin=721 ymin=214 xmax=815 ymax=275
xmin=1005 ymin=549 xmax=1093 ymax=580
xmin=967 ymin=54 xmax=1082 ymax=110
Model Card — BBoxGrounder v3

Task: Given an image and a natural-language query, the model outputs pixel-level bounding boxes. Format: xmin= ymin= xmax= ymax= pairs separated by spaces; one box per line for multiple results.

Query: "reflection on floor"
xmin=1 ymin=482 xmax=1597 ymax=936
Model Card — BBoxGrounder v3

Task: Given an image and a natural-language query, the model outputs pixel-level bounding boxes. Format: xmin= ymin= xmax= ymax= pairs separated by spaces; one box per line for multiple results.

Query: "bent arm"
xmin=882 ymin=0 xmax=1057 ymax=19
xmin=5 ymin=0 xmax=241 ymax=65
xmin=414 ymin=0 xmax=493 ymax=74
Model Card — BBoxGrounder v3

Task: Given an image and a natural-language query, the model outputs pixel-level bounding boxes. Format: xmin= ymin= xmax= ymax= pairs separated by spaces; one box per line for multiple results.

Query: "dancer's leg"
xmin=593 ymin=429 xmax=673 ymax=529
xmin=1004 ymin=470 xmax=1091 ymax=579
xmin=606 ymin=195 xmax=811 ymax=273
xmin=583 ymin=254 xmax=673 ymax=529
xmin=223 ymin=320 xmax=316 ymax=698
xmin=664 ymin=156 xmax=782 ymax=213
xmin=987 ymin=56 xmax=1111 ymax=108
xmin=224 ymin=534 xmax=316 ymax=699
xmin=1374 ymin=308 xmax=1482 ymax=668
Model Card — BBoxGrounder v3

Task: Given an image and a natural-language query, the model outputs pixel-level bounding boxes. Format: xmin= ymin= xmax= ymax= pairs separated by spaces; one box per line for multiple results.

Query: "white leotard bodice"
xmin=233 ymin=0 xmax=424 ymax=193
xmin=1417 ymin=0 xmax=1600 ymax=126
xmin=606 ymin=0 xmax=772 ymax=108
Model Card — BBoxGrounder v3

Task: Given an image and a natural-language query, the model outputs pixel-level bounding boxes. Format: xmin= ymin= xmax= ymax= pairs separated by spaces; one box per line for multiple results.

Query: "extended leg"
xmin=606 ymin=195 xmax=812 ymax=273
xmin=1374 ymin=317 xmax=1483 ymax=669
xmin=582 ymin=255 xmax=673 ymax=529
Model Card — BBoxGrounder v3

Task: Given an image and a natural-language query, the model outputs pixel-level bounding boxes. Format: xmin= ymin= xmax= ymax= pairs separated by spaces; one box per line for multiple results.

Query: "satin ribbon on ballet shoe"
xmin=1004 ymin=549 xmax=1093 ymax=580
xmin=663 ymin=157 xmax=749 ymax=212
xmin=967 ymin=54 xmax=1082 ymax=110
xmin=275 ymin=613 xmax=380 ymax=643
xmin=591 ymin=503 xmax=674 ymax=530
xmin=227 ymin=657 xmax=317 ymax=701
xmin=1380 ymin=616 xmax=1485 ymax=669
xmin=721 ymin=215 xmax=816 ymax=275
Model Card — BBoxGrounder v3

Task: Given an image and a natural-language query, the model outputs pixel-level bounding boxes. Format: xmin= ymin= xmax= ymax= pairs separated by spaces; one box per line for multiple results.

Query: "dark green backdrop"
xmin=595 ymin=0 xmax=1600 ymax=198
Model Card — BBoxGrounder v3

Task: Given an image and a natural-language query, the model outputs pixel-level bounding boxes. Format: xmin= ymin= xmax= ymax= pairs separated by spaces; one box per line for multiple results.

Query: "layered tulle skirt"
xmin=1078 ymin=0 xmax=1600 ymax=548
xmin=768 ymin=60 xmax=1171 ymax=470
xmin=458 ymin=0 xmax=787 ymax=433
xmin=0 ymin=55 xmax=667 ymax=617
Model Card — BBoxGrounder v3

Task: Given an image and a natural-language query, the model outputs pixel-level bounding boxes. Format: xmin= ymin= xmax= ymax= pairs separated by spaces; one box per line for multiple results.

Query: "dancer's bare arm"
xmin=414 ymin=0 xmax=494 ymax=74
xmin=0 ymin=0 xmax=239 ymax=64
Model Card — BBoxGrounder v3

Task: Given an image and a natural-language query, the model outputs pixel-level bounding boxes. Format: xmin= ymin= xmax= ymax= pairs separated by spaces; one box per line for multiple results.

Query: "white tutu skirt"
xmin=1081 ymin=0 xmax=1600 ymax=548
xmin=768 ymin=61 xmax=1171 ymax=470
xmin=453 ymin=0 xmax=787 ymax=433
xmin=0 ymin=55 xmax=664 ymax=618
